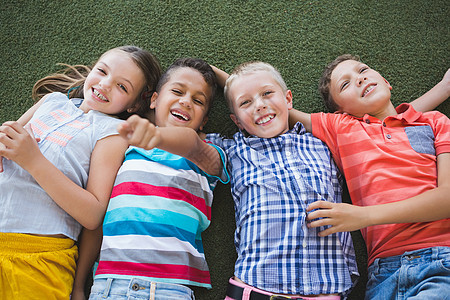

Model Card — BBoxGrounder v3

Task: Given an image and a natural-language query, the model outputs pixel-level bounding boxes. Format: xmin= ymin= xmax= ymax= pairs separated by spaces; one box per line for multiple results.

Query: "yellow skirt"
xmin=0 ymin=232 xmax=78 ymax=300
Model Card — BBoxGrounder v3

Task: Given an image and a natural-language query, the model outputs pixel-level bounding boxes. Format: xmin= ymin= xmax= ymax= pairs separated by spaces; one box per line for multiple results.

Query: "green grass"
xmin=1 ymin=1 xmax=449 ymax=299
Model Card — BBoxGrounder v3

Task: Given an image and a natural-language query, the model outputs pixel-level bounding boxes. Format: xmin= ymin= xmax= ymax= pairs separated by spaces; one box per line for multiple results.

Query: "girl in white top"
xmin=0 ymin=45 xmax=162 ymax=299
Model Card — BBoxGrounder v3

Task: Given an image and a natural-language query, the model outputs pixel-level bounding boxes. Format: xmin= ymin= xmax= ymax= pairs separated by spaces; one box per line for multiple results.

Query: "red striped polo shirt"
xmin=311 ymin=103 xmax=450 ymax=265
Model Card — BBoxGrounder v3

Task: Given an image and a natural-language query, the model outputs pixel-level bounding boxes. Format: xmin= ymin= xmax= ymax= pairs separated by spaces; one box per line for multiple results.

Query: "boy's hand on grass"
xmin=118 ymin=115 xmax=161 ymax=150
xmin=306 ymin=201 xmax=371 ymax=236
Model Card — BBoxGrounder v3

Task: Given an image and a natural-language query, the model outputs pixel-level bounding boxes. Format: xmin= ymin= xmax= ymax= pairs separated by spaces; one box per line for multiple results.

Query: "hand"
xmin=0 ymin=140 xmax=5 ymax=172
xmin=0 ymin=121 xmax=43 ymax=171
xmin=117 ymin=115 xmax=161 ymax=150
xmin=306 ymin=201 xmax=371 ymax=236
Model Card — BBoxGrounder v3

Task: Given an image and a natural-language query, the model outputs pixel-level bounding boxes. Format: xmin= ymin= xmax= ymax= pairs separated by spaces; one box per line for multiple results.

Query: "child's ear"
xmin=230 ymin=114 xmax=244 ymax=130
xmin=150 ymin=92 xmax=159 ymax=109
xmin=199 ymin=116 xmax=208 ymax=132
xmin=285 ymin=90 xmax=293 ymax=110
xmin=127 ymin=106 xmax=138 ymax=113
xmin=383 ymin=78 xmax=392 ymax=90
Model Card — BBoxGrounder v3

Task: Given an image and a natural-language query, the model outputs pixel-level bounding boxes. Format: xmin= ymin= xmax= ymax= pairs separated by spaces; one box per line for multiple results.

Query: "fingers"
xmin=0 ymin=142 xmax=4 ymax=172
xmin=117 ymin=122 xmax=132 ymax=138
xmin=119 ymin=115 xmax=157 ymax=149
xmin=0 ymin=121 xmax=23 ymax=140
xmin=0 ymin=122 xmax=26 ymax=149
xmin=316 ymin=227 xmax=337 ymax=237
xmin=306 ymin=201 xmax=339 ymax=236
xmin=306 ymin=200 xmax=333 ymax=212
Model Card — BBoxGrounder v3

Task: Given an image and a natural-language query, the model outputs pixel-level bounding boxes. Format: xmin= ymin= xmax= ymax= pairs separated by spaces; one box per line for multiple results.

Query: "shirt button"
xmin=386 ymin=134 xmax=392 ymax=139
xmin=383 ymin=122 xmax=386 ymax=127
xmin=303 ymin=240 xmax=307 ymax=248
xmin=365 ymin=119 xmax=370 ymax=124
xmin=131 ymin=283 xmax=140 ymax=291
xmin=286 ymin=151 xmax=292 ymax=157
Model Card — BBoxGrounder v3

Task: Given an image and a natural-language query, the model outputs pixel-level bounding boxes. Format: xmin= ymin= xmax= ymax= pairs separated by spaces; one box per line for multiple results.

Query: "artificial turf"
xmin=1 ymin=1 xmax=449 ymax=299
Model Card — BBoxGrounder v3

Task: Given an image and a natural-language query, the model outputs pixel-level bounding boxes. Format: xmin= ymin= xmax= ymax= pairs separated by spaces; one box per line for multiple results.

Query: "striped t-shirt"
xmin=95 ymin=145 xmax=229 ymax=288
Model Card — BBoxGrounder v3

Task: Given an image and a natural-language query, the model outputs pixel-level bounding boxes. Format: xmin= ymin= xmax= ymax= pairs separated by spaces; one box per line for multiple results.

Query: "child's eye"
xmin=263 ymin=91 xmax=273 ymax=96
xmin=340 ymin=81 xmax=349 ymax=91
xmin=118 ymin=84 xmax=128 ymax=93
xmin=240 ymin=100 xmax=250 ymax=107
xmin=193 ymin=98 xmax=204 ymax=105
xmin=172 ymin=89 xmax=182 ymax=95
xmin=97 ymin=68 xmax=106 ymax=75
xmin=359 ymin=66 xmax=368 ymax=73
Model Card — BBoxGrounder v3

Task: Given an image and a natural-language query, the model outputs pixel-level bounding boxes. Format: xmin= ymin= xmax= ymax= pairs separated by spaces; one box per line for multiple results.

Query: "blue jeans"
xmin=89 ymin=277 xmax=195 ymax=300
xmin=366 ymin=247 xmax=450 ymax=300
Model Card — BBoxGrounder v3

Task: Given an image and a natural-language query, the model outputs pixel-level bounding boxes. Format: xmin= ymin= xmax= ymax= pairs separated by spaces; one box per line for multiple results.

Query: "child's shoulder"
xmin=311 ymin=111 xmax=359 ymax=128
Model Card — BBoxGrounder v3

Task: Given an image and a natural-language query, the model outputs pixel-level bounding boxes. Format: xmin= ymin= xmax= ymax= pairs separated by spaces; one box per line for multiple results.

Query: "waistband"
xmin=226 ymin=277 xmax=341 ymax=300
xmin=370 ymin=246 xmax=450 ymax=269
xmin=91 ymin=277 xmax=194 ymax=299
xmin=0 ymin=232 xmax=75 ymax=253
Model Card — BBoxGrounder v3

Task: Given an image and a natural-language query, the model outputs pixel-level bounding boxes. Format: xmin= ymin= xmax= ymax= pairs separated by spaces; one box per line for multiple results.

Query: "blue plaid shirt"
xmin=206 ymin=123 xmax=358 ymax=296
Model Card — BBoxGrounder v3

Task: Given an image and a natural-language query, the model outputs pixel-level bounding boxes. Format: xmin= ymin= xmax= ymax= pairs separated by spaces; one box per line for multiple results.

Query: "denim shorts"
xmin=365 ymin=246 xmax=450 ymax=300
xmin=89 ymin=277 xmax=195 ymax=300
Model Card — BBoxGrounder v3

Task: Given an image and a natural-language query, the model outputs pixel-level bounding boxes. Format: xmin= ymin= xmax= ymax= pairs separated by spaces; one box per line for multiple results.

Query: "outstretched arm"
xmin=410 ymin=68 xmax=449 ymax=112
xmin=289 ymin=109 xmax=312 ymax=132
xmin=306 ymin=152 xmax=450 ymax=236
xmin=0 ymin=121 xmax=127 ymax=229
xmin=118 ymin=115 xmax=223 ymax=177
xmin=71 ymin=227 xmax=103 ymax=300
xmin=210 ymin=65 xmax=229 ymax=88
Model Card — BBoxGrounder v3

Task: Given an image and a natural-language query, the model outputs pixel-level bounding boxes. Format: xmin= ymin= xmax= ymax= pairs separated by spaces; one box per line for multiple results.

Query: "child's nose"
xmin=255 ymin=97 xmax=267 ymax=111
xmin=357 ymin=76 xmax=367 ymax=86
xmin=179 ymin=96 xmax=192 ymax=108
xmin=99 ymin=77 xmax=113 ymax=89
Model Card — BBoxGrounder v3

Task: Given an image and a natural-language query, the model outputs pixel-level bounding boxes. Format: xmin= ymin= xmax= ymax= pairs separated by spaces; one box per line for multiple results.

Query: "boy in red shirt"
xmin=289 ymin=55 xmax=450 ymax=299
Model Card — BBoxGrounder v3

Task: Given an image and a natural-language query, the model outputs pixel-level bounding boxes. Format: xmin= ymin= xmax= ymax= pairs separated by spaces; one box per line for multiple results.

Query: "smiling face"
xmin=228 ymin=71 xmax=293 ymax=138
xmin=329 ymin=59 xmax=395 ymax=119
xmin=80 ymin=49 xmax=146 ymax=115
xmin=150 ymin=67 xmax=211 ymax=131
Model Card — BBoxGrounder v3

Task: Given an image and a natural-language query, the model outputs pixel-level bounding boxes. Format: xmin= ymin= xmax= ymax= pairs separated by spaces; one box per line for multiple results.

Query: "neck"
xmin=372 ymin=102 xmax=397 ymax=121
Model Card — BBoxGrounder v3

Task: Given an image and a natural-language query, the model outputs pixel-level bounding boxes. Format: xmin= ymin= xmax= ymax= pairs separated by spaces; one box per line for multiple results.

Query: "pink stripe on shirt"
xmin=111 ymin=181 xmax=211 ymax=220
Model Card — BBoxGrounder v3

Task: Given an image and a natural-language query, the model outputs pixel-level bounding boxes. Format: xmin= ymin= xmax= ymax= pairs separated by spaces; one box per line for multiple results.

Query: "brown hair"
xmin=32 ymin=45 xmax=162 ymax=119
xmin=318 ymin=54 xmax=360 ymax=112
xmin=156 ymin=57 xmax=217 ymax=115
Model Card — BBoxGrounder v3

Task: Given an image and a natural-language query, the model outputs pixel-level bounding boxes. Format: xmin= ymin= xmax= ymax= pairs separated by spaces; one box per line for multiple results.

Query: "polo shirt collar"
xmin=359 ymin=102 xmax=423 ymax=124
xmin=393 ymin=103 xmax=423 ymax=123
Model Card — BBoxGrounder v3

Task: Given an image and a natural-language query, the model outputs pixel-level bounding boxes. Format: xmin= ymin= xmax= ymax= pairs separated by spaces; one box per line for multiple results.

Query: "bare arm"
xmin=16 ymin=94 xmax=49 ymax=125
xmin=410 ymin=68 xmax=449 ymax=112
xmin=306 ymin=152 xmax=450 ymax=236
xmin=118 ymin=115 xmax=223 ymax=177
xmin=71 ymin=227 xmax=103 ymax=300
xmin=210 ymin=65 xmax=229 ymax=88
xmin=289 ymin=108 xmax=312 ymax=132
xmin=0 ymin=121 xmax=127 ymax=229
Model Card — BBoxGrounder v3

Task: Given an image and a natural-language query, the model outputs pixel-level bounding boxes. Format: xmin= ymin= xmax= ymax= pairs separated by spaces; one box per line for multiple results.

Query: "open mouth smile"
xmin=93 ymin=88 xmax=109 ymax=102
xmin=256 ymin=114 xmax=275 ymax=125
xmin=171 ymin=109 xmax=190 ymax=121
xmin=362 ymin=84 xmax=376 ymax=97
